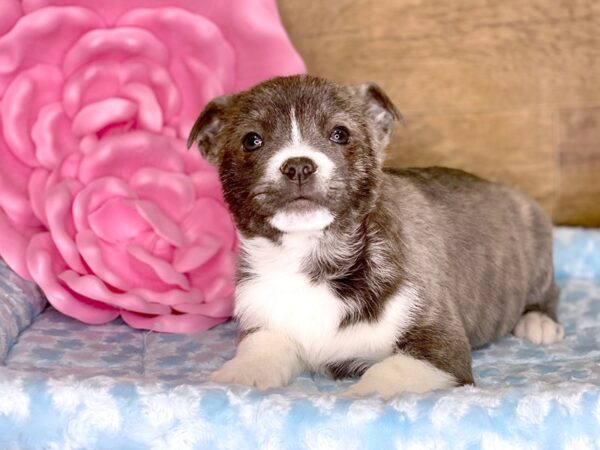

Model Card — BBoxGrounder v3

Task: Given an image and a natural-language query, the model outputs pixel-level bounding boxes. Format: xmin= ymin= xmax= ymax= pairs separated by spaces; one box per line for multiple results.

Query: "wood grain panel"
xmin=386 ymin=109 xmax=556 ymax=213
xmin=282 ymin=9 xmax=600 ymax=111
xmin=278 ymin=0 xmax=600 ymax=225
xmin=555 ymin=107 xmax=600 ymax=226
xmin=279 ymin=0 xmax=600 ymax=40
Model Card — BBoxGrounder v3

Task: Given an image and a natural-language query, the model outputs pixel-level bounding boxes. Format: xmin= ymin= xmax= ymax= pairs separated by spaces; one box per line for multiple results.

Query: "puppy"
xmin=187 ymin=75 xmax=564 ymax=398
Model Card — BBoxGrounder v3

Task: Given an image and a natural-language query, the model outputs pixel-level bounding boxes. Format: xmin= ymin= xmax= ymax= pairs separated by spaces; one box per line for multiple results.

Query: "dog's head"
xmin=187 ymin=75 xmax=400 ymax=239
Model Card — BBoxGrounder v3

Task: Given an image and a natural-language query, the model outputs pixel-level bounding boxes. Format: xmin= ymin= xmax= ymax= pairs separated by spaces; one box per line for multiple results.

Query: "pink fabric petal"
xmin=88 ymin=197 xmax=150 ymax=243
xmin=27 ymin=232 xmax=119 ymax=324
xmin=180 ymin=198 xmax=235 ymax=249
xmin=32 ymin=103 xmax=78 ymax=168
xmin=28 ymin=169 xmax=50 ymax=226
xmin=62 ymin=58 xmax=181 ymax=121
xmin=55 ymin=150 xmax=82 ymax=180
xmin=0 ymin=135 xmax=37 ymax=226
xmin=203 ymin=275 xmax=235 ymax=305
xmin=59 ymin=270 xmax=171 ymax=315
xmin=63 ymin=61 xmax=120 ymax=118
xmin=220 ymin=0 xmax=307 ymax=90
xmin=0 ymin=6 xmax=102 ymax=75
xmin=130 ymin=230 xmax=171 ymax=260
xmin=46 ymin=180 xmax=87 ymax=273
xmin=121 ymin=82 xmax=163 ymax=132
xmin=2 ymin=66 xmax=63 ymax=167
xmin=72 ymin=177 xmax=134 ymax=232
xmin=119 ymin=8 xmax=235 ymax=88
xmin=62 ymin=27 xmax=170 ymax=76
xmin=118 ymin=8 xmax=235 ymax=134
xmin=171 ymin=298 xmax=233 ymax=317
xmin=135 ymin=199 xmax=185 ymax=247
xmin=0 ymin=210 xmax=39 ymax=280
xmin=127 ymin=244 xmax=190 ymax=290
xmin=130 ymin=167 xmax=195 ymax=221
xmin=77 ymin=229 xmax=173 ymax=293
xmin=76 ymin=229 xmax=135 ymax=291
xmin=121 ymin=310 xmax=227 ymax=333
xmin=78 ymin=131 xmax=185 ymax=183
xmin=189 ymin=169 xmax=224 ymax=203
xmin=2 ymin=74 xmax=37 ymax=165
xmin=71 ymin=98 xmax=138 ymax=137
xmin=172 ymin=238 xmax=221 ymax=273
xmin=128 ymin=286 xmax=203 ymax=306
xmin=176 ymin=57 xmax=229 ymax=138
xmin=188 ymin=249 xmax=236 ymax=303
xmin=120 ymin=59 xmax=181 ymax=121
xmin=0 ymin=0 xmax=21 ymax=36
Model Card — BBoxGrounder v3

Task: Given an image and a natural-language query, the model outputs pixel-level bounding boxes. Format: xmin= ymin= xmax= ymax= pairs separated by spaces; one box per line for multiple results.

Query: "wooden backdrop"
xmin=277 ymin=0 xmax=600 ymax=226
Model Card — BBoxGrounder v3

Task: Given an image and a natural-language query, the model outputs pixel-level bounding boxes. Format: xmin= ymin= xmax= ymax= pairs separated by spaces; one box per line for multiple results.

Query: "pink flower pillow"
xmin=0 ymin=0 xmax=305 ymax=332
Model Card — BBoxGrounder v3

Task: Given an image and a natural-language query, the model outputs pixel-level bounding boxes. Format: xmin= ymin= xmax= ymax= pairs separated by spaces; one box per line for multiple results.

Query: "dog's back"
xmin=381 ymin=166 xmax=557 ymax=348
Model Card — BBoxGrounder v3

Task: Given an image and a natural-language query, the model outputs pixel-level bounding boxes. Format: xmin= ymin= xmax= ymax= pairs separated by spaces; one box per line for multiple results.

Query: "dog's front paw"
xmin=209 ymin=356 xmax=295 ymax=390
xmin=340 ymin=376 xmax=399 ymax=400
xmin=513 ymin=311 xmax=565 ymax=345
xmin=339 ymin=354 xmax=457 ymax=400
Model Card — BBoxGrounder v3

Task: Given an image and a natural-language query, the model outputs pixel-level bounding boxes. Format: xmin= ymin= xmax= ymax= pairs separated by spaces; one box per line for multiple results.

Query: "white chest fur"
xmin=235 ymin=234 xmax=418 ymax=369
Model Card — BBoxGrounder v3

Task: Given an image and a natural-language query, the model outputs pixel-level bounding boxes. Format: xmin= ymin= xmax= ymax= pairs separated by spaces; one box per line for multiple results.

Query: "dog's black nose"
xmin=280 ymin=157 xmax=317 ymax=184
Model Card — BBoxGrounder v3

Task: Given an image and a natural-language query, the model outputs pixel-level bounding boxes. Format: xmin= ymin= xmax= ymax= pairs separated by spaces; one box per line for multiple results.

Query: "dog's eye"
xmin=242 ymin=132 xmax=263 ymax=152
xmin=329 ymin=126 xmax=350 ymax=145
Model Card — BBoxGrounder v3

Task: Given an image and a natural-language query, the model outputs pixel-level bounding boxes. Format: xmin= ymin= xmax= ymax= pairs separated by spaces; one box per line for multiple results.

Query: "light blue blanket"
xmin=0 ymin=227 xmax=599 ymax=449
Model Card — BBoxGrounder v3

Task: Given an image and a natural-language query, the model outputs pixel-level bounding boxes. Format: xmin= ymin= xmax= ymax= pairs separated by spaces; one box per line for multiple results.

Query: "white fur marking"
xmin=290 ymin=107 xmax=301 ymax=143
xmin=513 ymin=311 xmax=565 ymax=345
xmin=235 ymin=235 xmax=418 ymax=370
xmin=340 ymin=354 xmax=457 ymax=399
xmin=263 ymin=108 xmax=336 ymax=183
xmin=209 ymin=329 xmax=303 ymax=389
xmin=269 ymin=208 xmax=334 ymax=233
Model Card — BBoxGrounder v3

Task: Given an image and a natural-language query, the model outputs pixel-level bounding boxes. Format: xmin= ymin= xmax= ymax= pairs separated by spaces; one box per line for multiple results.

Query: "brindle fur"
xmin=188 ymin=75 xmax=559 ymax=386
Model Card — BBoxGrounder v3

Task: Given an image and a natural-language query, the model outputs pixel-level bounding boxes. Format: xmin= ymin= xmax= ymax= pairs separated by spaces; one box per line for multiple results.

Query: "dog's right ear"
xmin=350 ymin=82 xmax=402 ymax=159
xmin=186 ymin=95 xmax=231 ymax=163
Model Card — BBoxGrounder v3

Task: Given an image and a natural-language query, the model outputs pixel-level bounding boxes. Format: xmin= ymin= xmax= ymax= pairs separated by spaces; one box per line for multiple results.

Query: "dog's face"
xmin=187 ymin=75 xmax=399 ymax=239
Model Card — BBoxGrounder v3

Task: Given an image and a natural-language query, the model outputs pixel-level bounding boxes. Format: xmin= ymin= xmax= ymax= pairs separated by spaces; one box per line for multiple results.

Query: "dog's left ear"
xmin=187 ymin=95 xmax=231 ymax=164
xmin=351 ymin=82 xmax=402 ymax=152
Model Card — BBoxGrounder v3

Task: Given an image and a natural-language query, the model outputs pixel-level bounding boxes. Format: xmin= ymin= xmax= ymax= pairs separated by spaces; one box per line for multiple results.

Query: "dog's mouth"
xmin=281 ymin=196 xmax=321 ymax=213
xmin=269 ymin=195 xmax=335 ymax=232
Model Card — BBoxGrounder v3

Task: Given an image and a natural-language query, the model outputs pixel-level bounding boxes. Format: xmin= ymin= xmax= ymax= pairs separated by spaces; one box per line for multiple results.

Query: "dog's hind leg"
xmin=513 ymin=282 xmax=564 ymax=345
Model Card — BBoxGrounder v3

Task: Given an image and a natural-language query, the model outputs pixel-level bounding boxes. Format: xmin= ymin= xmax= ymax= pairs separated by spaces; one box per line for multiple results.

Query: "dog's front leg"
xmin=340 ymin=353 xmax=458 ymax=399
xmin=209 ymin=329 xmax=304 ymax=389
xmin=341 ymin=323 xmax=473 ymax=399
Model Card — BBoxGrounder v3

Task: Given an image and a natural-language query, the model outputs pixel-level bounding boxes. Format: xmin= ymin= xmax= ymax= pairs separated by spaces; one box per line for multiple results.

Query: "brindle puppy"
xmin=188 ymin=75 xmax=563 ymax=398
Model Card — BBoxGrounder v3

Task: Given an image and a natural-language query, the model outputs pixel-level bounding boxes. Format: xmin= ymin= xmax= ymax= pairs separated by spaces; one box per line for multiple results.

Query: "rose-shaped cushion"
xmin=0 ymin=0 xmax=305 ymax=332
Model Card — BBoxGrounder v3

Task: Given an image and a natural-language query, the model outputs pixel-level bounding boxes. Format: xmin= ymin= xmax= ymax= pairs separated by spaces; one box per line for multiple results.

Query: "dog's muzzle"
xmin=280 ymin=157 xmax=317 ymax=187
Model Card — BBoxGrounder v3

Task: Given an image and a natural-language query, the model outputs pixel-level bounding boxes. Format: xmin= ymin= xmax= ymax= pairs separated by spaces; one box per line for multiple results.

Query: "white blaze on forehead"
xmin=290 ymin=107 xmax=302 ymax=143
xmin=264 ymin=108 xmax=336 ymax=182
xmin=269 ymin=208 xmax=334 ymax=233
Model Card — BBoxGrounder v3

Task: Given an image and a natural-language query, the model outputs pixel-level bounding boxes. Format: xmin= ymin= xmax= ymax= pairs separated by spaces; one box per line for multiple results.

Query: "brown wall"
xmin=278 ymin=0 xmax=600 ymax=226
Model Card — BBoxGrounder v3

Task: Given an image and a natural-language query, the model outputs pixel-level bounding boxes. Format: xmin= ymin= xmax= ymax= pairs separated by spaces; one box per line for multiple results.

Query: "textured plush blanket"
xmin=0 ymin=227 xmax=599 ymax=449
